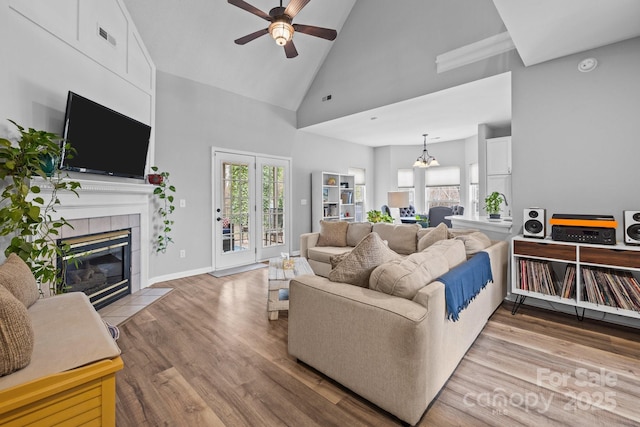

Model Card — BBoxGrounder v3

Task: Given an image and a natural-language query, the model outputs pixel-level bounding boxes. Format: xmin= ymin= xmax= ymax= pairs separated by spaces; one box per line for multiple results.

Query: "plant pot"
xmin=489 ymin=213 xmax=501 ymax=219
xmin=148 ymin=174 xmax=163 ymax=185
xmin=39 ymin=153 xmax=57 ymax=177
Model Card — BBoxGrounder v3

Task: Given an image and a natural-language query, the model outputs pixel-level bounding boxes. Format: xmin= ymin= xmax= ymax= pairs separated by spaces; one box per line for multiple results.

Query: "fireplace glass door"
xmin=58 ymin=229 xmax=131 ymax=310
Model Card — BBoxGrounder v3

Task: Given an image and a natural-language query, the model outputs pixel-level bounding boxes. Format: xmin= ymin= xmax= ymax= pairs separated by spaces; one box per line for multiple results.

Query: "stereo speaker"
xmin=524 ymin=208 xmax=545 ymax=238
xmin=624 ymin=210 xmax=640 ymax=245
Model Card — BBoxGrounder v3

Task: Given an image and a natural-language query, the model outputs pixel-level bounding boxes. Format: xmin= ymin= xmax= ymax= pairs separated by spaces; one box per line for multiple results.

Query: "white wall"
xmin=373 ymin=140 xmax=471 ymax=215
xmin=1 ymin=0 xmax=154 ymax=134
xmin=0 ymin=0 xmax=155 ymax=263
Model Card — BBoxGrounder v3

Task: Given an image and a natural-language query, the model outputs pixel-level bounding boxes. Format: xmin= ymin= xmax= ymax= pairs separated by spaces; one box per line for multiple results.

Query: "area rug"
xmin=209 ymin=263 xmax=267 ymax=278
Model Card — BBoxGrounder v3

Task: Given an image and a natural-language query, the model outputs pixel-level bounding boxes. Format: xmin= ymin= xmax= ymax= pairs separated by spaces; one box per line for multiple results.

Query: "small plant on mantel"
xmin=0 ymin=119 xmax=81 ymax=293
xmin=150 ymin=166 xmax=176 ymax=253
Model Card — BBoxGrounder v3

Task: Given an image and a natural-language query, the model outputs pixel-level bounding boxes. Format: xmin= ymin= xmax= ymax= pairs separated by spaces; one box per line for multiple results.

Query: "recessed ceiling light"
xmin=578 ymin=57 xmax=598 ymax=72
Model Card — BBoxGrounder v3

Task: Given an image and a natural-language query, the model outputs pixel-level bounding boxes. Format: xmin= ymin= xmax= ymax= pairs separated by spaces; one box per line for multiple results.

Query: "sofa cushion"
xmin=328 ymin=232 xmax=400 ymax=288
xmin=0 ymin=253 xmax=40 ymax=308
xmin=0 ymin=284 xmax=35 ymax=376
xmin=372 ymin=223 xmax=421 ymax=255
xmin=316 ymin=220 xmax=349 ymax=247
xmin=455 ymin=231 xmax=492 ymax=257
xmin=346 ymin=222 xmax=372 ymax=247
xmin=308 ymin=246 xmax=352 ymax=265
xmin=428 ymin=239 xmax=467 ymax=269
xmin=417 ymin=222 xmax=449 ymax=251
xmin=447 ymin=228 xmax=479 ymax=238
xmin=369 ymin=249 xmax=450 ymax=300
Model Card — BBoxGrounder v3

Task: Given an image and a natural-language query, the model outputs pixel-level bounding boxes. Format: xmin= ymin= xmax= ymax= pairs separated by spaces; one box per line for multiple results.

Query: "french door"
xmin=212 ymin=149 xmax=290 ymax=270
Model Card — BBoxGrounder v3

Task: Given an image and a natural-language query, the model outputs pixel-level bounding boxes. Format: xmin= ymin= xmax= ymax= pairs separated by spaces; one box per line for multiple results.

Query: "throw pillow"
xmin=346 ymin=222 xmax=372 ymax=247
xmin=329 ymin=252 xmax=350 ymax=269
xmin=369 ymin=251 xmax=450 ymax=300
xmin=316 ymin=220 xmax=349 ymax=247
xmin=455 ymin=231 xmax=492 ymax=257
xmin=0 ymin=284 xmax=35 ymax=376
xmin=417 ymin=222 xmax=449 ymax=251
xmin=328 ymin=232 xmax=400 ymax=288
xmin=0 ymin=253 xmax=40 ymax=308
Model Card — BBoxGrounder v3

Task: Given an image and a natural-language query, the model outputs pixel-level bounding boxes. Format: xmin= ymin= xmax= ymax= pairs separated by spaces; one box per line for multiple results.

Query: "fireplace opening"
xmin=57 ymin=229 xmax=131 ymax=310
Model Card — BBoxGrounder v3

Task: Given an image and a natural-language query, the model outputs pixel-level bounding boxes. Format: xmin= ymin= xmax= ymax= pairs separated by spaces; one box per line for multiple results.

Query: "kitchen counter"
xmin=445 ymin=215 xmax=513 ymax=240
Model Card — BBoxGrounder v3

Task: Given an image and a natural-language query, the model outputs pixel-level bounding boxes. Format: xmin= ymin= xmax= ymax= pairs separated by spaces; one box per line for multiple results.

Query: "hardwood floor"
xmin=115 ymin=270 xmax=640 ymax=426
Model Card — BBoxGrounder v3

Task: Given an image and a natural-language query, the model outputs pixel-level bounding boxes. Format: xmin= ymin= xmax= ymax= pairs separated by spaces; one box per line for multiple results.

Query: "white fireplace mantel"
xmin=32 ymin=177 xmax=155 ymax=290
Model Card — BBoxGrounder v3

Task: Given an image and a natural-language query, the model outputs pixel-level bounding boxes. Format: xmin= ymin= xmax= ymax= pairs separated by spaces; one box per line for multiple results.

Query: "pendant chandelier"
xmin=413 ymin=134 xmax=440 ymax=168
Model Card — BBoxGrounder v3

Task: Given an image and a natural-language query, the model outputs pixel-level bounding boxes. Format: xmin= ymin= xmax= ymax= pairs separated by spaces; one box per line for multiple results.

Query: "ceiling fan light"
xmin=269 ymin=21 xmax=294 ymax=46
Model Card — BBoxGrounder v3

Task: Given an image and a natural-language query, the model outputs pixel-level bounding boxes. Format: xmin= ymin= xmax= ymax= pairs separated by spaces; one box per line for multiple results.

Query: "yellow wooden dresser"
xmin=0 ymin=293 xmax=123 ymax=426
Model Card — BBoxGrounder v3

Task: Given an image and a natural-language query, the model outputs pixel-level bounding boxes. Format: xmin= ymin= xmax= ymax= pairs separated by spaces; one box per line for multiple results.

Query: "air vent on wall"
xmin=97 ymin=25 xmax=117 ymax=47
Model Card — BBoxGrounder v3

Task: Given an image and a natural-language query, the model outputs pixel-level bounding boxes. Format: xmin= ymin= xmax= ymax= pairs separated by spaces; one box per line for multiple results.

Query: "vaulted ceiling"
xmin=124 ymin=0 xmax=640 ymax=146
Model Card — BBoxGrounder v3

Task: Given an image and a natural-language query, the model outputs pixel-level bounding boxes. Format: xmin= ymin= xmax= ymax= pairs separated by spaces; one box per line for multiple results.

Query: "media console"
xmin=510 ymin=235 xmax=640 ymax=321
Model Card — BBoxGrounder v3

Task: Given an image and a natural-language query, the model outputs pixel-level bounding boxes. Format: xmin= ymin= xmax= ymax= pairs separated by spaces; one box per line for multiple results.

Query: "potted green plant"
xmin=366 ymin=209 xmax=393 ymax=223
xmin=0 ymin=119 xmax=81 ymax=294
xmin=415 ymin=214 xmax=429 ymax=228
xmin=484 ymin=191 xmax=504 ymax=219
xmin=150 ymin=166 xmax=176 ymax=253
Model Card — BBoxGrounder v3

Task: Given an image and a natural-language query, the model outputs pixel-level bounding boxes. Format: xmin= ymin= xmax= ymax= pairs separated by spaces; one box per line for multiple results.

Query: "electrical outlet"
xmin=179 ymin=199 xmax=186 ymax=208
xmin=179 ymin=249 xmax=186 ymax=258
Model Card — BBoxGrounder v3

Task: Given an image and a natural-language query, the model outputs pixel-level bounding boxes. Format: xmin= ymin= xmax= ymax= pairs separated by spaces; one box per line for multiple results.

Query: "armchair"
xmin=399 ymin=205 xmax=416 ymax=218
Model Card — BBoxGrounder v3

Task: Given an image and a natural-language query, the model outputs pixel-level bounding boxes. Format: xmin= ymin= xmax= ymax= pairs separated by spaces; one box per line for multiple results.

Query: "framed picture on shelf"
xmin=323 ymin=188 xmax=329 ymax=202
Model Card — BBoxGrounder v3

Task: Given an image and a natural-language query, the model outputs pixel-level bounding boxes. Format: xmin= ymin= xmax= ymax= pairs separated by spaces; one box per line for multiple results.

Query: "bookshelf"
xmin=311 ymin=171 xmax=356 ymax=232
xmin=510 ymin=235 xmax=640 ymax=320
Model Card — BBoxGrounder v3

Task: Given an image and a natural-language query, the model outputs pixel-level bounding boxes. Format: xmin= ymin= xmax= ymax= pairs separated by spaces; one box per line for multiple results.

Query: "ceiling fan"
xmin=228 ymin=0 xmax=337 ymax=58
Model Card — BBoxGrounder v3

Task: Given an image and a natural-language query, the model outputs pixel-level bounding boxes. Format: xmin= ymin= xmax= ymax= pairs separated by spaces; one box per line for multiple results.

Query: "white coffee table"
xmin=267 ymin=257 xmax=314 ymax=320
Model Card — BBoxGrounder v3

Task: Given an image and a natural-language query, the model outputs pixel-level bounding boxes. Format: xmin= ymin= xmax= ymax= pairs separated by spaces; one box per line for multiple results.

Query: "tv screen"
xmin=61 ymin=91 xmax=151 ymax=179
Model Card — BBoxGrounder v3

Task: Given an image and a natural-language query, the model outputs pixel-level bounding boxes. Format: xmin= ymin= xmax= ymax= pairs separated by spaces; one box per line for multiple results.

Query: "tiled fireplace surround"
xmin=37 ymin=177 xmax=154 ymax=297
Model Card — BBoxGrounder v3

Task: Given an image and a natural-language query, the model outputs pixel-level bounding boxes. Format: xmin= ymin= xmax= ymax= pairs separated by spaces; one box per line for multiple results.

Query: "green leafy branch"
xmin=151 ymin=166 xmax=176 ymax=253
xmin=0 ymin=120 xmax=80 ymax=293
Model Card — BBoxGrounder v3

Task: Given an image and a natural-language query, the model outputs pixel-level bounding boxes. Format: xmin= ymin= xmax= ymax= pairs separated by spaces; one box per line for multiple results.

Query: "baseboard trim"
xmin=148 ymin=266 xmax=212 ymax=286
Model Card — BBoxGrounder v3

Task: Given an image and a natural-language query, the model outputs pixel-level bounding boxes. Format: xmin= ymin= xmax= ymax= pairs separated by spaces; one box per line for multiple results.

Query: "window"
xmin=469 ymin=162 xmax=479 ymax=215
xmin=348 ymin=167 xmax=366 ymax=222
xmin=397 ymin=169 xmax=415 ymax=206
xmin=425 ymin=166 xmax=460 ymax=210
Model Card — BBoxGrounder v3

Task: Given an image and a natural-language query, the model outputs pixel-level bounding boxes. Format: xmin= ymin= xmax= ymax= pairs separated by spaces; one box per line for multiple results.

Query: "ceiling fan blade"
xmin=284 ymin=0 xmax=310 ymax=19
xmin=228 ymin=0 xmax=271 ymax=21
xmin=284 ymin=40 xmax=298 ymax=58
xmin=234 ymin=28 xmax=269 ymax=45
xmin=293 ymin=24 xmax=337 ymax=40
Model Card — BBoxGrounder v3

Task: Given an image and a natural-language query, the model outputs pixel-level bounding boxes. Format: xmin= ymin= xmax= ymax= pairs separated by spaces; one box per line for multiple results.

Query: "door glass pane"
xmin=262 ymin=165 xmax=285 ymax=248
xmin=222 ymin=162 xmax=250 ymax=253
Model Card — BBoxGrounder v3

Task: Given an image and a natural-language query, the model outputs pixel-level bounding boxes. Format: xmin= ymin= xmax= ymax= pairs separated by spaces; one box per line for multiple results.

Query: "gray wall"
xmin=298 ymin=0 xmax=515 ymax=127
xmin=510 ymin=37 xmax=640 ymax=240
xmin=152 ymin=72 xmax=374 ymax=277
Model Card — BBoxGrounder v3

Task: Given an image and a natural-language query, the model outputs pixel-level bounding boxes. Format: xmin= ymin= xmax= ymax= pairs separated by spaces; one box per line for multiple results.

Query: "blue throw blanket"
xmin=438 ymin=251 xmax=493 ymax=322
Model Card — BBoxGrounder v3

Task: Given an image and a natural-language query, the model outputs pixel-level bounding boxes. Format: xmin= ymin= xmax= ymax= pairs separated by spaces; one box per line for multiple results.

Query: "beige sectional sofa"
xmin=290 ymin=221 xmax=508 ymax=425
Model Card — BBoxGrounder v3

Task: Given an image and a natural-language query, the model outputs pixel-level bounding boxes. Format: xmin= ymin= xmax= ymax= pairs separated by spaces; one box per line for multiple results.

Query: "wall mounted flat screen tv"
xmin=61 ymin=91 xmax=151 ymax=179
